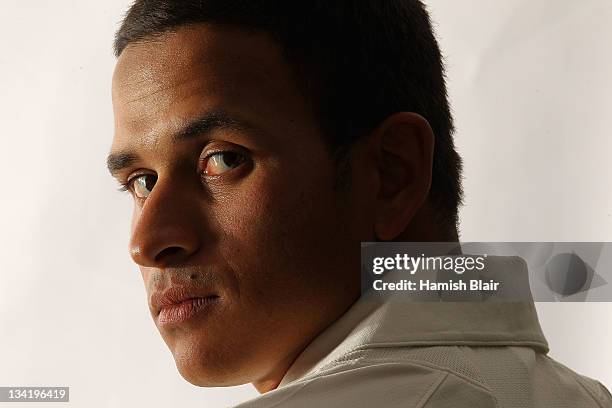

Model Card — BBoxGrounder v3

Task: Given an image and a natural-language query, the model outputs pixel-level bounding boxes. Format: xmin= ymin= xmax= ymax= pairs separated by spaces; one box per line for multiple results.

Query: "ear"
xmin=369 ymin=112 xmax=435 ymax=240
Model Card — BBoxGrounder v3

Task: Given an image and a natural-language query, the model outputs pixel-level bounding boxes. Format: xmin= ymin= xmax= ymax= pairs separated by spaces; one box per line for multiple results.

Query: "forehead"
xmin=111 ymin=24 xmax=308 ymax=150
xmin=112 ymin=24 xmax=284 ymax=98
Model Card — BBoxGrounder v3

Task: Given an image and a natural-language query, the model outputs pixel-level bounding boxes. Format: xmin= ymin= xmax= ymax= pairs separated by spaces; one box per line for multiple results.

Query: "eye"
xmin=128 ymin=174 xmax=158 ymax=199
xmin=202 ymin=151 xmax=245 ymax=177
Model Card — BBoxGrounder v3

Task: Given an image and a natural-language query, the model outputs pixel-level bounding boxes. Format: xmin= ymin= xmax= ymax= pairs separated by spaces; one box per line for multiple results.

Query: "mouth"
xmin=152 ymin=288 xmax=220 ymax=326
xmin=157 ymin=296 xmax=219 ymax=326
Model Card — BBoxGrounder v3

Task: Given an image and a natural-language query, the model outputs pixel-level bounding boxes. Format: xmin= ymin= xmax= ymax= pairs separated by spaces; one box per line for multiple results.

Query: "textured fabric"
xmin=234 ymin=257 xmax=611 ymax=407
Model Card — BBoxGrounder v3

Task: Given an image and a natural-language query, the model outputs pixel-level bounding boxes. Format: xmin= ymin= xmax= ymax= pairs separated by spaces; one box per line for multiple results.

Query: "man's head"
xmin=108 ymin=0 xmax=462 ymax=392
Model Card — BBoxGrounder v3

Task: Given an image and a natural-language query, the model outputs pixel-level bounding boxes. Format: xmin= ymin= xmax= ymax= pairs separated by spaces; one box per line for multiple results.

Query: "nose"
xmin=129 ymin=178 xmax=203 ymax=268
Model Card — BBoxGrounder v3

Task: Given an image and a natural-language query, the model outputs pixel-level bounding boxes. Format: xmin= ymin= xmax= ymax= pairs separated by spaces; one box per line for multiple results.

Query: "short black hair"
xmin=114 ymin=0 xmax=463 ymax=235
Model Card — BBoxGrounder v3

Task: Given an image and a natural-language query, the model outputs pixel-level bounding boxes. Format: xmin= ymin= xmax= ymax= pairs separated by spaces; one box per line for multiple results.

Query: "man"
xmin=107 ymin=0 xmax=611 ymax=406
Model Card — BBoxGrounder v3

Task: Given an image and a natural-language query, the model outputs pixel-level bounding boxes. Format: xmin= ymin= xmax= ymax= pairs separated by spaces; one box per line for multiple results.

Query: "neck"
xmin=251 ymin=351 xmax=299 ymax=393
xmin=398 ymin=202 xmax=458 ymax=243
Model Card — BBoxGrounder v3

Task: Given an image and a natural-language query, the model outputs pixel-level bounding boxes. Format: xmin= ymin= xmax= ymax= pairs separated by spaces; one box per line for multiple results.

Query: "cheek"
xmin=214 ymin=162 xmax=354 ymax=302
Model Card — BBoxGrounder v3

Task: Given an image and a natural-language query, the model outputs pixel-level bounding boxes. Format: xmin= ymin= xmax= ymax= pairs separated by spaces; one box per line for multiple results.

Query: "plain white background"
xmin=0 ymin=0 xmax=610 ymax=406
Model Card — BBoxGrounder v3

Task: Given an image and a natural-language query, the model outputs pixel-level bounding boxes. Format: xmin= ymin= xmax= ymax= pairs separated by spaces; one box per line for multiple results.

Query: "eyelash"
xmin=117 ymin=170 xmax=153 ymax=195
xmin=116 ymin=177 xmax=139 ymax=194
xmin=198 ymin=149 xmax=243 ymax=175
xmin=117 ymin=149 xmax=247 ymax=194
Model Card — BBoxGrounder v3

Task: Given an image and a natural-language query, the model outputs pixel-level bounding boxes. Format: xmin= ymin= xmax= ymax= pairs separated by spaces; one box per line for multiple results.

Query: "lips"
xmin=151 ymin=287 xmax=219 ymax=326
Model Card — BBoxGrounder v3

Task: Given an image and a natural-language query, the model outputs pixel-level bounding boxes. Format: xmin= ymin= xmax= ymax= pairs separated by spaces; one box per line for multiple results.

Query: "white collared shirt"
xmin=234 ymin=256 xmax=612 ymax=407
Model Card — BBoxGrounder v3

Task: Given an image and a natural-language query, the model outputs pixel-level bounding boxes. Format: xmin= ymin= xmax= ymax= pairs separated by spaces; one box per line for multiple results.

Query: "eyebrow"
xmin=106 ymin=110 xmax=256 ymax=177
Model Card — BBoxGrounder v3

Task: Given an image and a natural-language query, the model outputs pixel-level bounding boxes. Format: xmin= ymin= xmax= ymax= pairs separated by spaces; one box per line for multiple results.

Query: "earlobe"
xmin=372 ymin=113 xmax=435 ymax=241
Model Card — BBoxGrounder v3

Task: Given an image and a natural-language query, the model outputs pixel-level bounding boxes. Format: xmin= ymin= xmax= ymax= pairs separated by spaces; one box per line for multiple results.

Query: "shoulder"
xmin=542 ymin=355 xmax=612 ymax=408
xmin=235 ymin=354 xmax=497 ymax=408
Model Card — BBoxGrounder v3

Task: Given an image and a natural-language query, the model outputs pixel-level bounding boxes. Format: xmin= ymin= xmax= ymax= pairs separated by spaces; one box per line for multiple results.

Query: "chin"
xmin=176 ymin=364 xmax=238 ymax=387
xmin=169 ymin=336 xmax=252 ymax=387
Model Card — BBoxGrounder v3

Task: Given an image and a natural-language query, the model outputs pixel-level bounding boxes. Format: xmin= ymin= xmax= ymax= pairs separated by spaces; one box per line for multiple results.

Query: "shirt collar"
xmin=279 ymin=255 xmax=549 ymax=386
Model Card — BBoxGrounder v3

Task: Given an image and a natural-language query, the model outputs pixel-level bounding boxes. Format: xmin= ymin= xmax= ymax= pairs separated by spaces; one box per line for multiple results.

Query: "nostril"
xmin=155 ymin=246 xmax=185 ymax=264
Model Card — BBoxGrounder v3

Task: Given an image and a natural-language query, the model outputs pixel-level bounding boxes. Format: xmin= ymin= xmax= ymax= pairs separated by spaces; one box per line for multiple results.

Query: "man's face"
xmin=109 ymin=24 xmax=371 ymax=389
